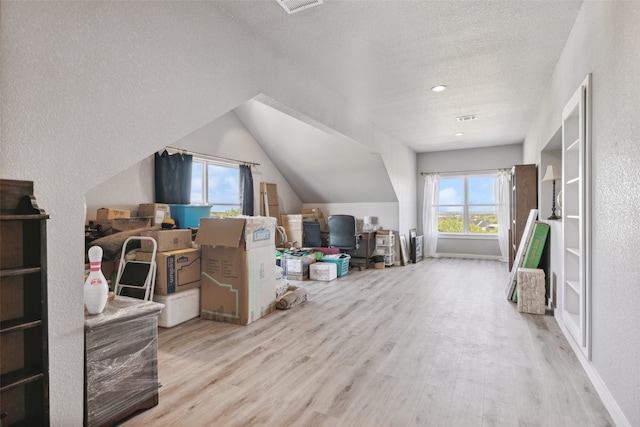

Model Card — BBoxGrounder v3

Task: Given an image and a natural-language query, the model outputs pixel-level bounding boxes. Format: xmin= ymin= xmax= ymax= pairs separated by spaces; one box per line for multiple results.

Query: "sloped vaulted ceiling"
xmin=235 ymin=98 xmax=398 ymax=203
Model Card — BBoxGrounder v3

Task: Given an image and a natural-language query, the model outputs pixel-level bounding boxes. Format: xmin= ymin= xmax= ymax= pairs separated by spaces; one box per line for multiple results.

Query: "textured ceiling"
xmin=216 ymin=0 xmax=583 ymax=153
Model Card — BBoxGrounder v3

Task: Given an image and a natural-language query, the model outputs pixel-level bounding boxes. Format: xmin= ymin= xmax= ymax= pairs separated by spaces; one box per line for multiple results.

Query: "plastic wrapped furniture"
xmin=84 ymin=296 xmax=164 ymax=426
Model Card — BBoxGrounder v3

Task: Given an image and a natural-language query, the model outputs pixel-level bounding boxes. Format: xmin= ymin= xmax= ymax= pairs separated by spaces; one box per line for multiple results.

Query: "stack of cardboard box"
xmin=138 ymin=203 xmax=171 ymax=226
xmin=93 ymin=204 xmax=171 ymax=235
xmin=136 ymin=228 xmax=201 ymax=328
xmin=277 ymin=208 xmax=327 ymax=248
xmin=279 ymin=213 xmax=316 ymax=248
xmin=91 ymin=207 xmax=288 ymax=327
xmin=302 ymin=207 xmax=327 ymax=232
xmin=94 ymin=208 xmax=131 ymax=235
xmin=281 ymin=251 xmax=317 ymax=281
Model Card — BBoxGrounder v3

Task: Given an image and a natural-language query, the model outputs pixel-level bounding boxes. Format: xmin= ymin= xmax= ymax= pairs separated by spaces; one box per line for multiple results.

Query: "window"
xmin=190 ymin=158 xmax=240 ymax=216
xmin=438 ymin=174 xmax=497 ymax=234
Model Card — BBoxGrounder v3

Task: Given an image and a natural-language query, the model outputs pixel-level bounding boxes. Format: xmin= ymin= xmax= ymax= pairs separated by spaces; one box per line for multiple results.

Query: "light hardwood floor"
xmin=121 ymin=258 xmax=614 ymax=427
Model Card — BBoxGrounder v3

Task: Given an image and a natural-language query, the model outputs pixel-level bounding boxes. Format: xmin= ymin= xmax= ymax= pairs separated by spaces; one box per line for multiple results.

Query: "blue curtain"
xmin=239 ymin=164 xmax=254 ymax=216
xmin=154 ymin=150 xmax=192 ymax=204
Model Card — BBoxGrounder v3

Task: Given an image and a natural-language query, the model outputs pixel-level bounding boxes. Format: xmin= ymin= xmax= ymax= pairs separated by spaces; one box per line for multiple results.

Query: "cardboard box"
xmin=94 ymin=208 xmax=132 ymax=234
xmin=140 ymin=229 xmax=192 ymax=252
xmin=302 ymin=209 xmax=327 ymax=231
xmin=302 ymin=208 xmax=325 ymax=219
xmin=196 ymin=216 xmax=277 ymax=325
xmin=283 ymin=229 xmax=304 ymax=248
xmin=310 ymin=262 xmax=337 ymax=281
xmin=138 ymin=203 xmax=171 ymax=226
xmin=282 ymin=253 xmax=316 ymax=281
xmin=136 ymin=247 xmax=201 ymax=295
xmin=280 ymin=214 xmax=317 ymax=247
xmin=280 ymin=214 xmax=316 ymax=230
xmin=111 ymin=217 xmax=151 ymax=233
xmin=96 ymin=208 xmax=130 ymax=221
xmin=153 ymin=288 xmax=200 ymax=327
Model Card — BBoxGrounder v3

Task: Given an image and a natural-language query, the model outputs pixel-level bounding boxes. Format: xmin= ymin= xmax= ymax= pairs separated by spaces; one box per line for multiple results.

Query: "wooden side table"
xmin=84 ymin=296 xmax=164 ymax=427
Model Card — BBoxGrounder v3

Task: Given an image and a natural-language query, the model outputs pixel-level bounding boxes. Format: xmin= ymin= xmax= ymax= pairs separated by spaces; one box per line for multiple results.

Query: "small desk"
xmin=321 ymin=231 xmax=377 ymax=269
xmin=356 ymin=231 xmax=377 ymax=269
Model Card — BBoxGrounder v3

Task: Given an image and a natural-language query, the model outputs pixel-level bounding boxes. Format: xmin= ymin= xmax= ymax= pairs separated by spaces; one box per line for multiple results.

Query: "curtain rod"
xmin=420 ymin=167 xmax=505 ymax=176
xmin=166 ymin=146 xmax=260 ymax=166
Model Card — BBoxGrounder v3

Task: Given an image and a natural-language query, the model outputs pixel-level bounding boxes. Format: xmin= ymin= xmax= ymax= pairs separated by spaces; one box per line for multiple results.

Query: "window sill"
xmin=437 ymin=233 xmax=498 ymax=240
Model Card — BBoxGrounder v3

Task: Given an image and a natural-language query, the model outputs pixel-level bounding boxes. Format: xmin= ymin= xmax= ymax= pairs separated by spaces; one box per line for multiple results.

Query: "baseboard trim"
xmin=435 ymin=252 xmax=503 ymax=261
xmin=554 ymin=311 xmax=631 ymax=427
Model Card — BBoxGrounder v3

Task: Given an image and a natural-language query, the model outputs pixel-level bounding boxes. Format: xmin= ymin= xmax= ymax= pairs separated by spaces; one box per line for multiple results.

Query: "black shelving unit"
xmin=0 ymin=179 xmax=50 ymax=426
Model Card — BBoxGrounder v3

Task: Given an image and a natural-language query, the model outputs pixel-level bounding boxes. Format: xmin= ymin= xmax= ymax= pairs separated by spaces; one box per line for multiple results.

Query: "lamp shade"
xmin=542 ymin=164 xmax=561 ymax=181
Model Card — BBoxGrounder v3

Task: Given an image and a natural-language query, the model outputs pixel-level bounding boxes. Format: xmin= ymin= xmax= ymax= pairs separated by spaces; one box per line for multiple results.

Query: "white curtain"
xmin=422 ymin=173 xmax=440 ymax=258
xmin=495 ymin=169 xmax=511 ymax=262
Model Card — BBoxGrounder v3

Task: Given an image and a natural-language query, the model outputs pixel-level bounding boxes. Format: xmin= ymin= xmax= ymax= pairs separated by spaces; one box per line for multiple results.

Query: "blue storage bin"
xmin=321 ymin=254 xmax=350 ymax=277
xmin=169 ymin=205 xmax=212 ymax=229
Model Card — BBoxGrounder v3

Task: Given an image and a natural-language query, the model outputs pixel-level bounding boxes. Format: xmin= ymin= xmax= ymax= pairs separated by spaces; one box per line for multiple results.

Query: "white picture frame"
xmin=506 ymin=209 xmax=538 ymax=300
xmin=399 ymin=234 xmax=409 ymax=266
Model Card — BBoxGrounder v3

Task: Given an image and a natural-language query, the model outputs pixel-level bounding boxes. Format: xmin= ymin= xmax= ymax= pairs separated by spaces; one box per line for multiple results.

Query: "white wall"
xmin=523 ymin=2 xmax=640 ymax=425
xmin=85 ymin=111 xmax=303 ymax=222
xmin=303 ymin=202 xmax=399 ymax=232
xmin=86 ymin=157 xmax=155 ymax=218
xmin=416 ymin=144 xmax=523 ymax=258
xmin=0 ymin=2 xmax=416 ymax=424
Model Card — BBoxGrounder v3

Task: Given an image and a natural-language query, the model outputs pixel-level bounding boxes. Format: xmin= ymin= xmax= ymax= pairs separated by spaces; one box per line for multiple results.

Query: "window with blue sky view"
xmin=190 ymin=159 xmax=240 ymax=216
xmin=438 ymin=175 xmax=497 ymax=234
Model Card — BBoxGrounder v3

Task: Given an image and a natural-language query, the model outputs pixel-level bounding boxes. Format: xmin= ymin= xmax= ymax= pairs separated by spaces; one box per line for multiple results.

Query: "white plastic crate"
xmin=153 ymin=288 xmax=200 ymax=328
xmin=375 ymin=246 xmax=393 ymax=256
xmin=375 ymin=234 xmax=395 ymax=246
xmin=310 ymin=262 xmax=337 ymax=281
xmin=383 ymin=252 xmax=395 ymax=266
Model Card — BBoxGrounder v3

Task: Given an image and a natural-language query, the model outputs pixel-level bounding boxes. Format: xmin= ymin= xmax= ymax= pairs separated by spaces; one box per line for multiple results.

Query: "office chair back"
xmin=327 ymin=215 xmax=359 ymax=251
xmin=303 ymin=221 xmax=322 ymax=247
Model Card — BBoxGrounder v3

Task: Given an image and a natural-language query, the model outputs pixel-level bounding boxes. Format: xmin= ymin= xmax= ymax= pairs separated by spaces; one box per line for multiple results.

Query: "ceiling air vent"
xmin=277 ymin=0 xmax=323 ymax=14
xmin=456 ymin=114 xmax=477 ymax=122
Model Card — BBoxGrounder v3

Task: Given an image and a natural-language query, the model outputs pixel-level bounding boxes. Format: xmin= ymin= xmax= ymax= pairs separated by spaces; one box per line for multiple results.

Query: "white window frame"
xmin=437 ymin=173 xmax=498 ymax=237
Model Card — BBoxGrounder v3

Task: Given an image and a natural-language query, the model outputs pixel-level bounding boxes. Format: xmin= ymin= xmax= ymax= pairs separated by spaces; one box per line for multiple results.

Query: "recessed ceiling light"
xmin=455 ymin=132 xmax=464 ymax=136
xmin=431 ymin=85 xmax=447 ymax=92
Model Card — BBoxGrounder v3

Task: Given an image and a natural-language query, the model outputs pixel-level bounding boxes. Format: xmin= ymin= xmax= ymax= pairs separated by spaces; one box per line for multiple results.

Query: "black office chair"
xmin=327 ymin=215 xmax=362 ymax=270
xmin=303 ymin=221 xmax=322 ymax=247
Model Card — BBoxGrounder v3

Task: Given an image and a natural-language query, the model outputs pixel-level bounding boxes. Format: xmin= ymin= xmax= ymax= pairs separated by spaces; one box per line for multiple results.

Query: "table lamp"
xmin=542 ymin=164 xmax=562 ymax=220
xmin=363 ymin=216 xmax=371 ymax=231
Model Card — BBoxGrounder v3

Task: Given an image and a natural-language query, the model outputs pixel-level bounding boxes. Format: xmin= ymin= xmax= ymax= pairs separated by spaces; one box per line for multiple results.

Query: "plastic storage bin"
xmin=169 ymin=204 xmax=212 ymax=229
xmin=310 ymin=262 xmax=337 ymax=281
xmin=153 ymin=288 xmax=200 ymax=328
xmin=321 ymin=254 xmax=350 ymax=277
